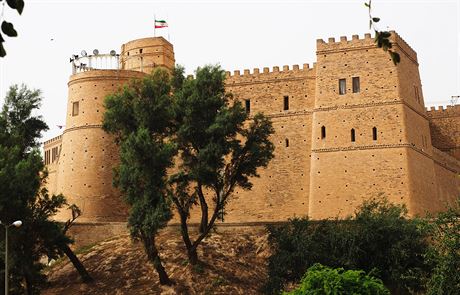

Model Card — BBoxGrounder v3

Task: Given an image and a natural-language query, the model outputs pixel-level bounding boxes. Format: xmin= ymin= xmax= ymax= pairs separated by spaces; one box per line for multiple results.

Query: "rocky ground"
xmin=43 ymin=227 xmax=270 ymax=295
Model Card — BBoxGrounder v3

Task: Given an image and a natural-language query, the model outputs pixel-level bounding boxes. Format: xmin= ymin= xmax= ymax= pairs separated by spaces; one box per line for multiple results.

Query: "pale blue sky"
xmin=0 ymin=0 xmax=458 ymax=140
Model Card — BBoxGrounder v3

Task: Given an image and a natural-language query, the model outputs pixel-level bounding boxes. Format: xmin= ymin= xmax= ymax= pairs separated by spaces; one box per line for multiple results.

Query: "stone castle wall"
xmin=44 ymin=33 xmax=460 ymax=232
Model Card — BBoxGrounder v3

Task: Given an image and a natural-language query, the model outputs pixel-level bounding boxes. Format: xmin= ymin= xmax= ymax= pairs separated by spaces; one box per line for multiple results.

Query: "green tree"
xmin=170 ymin=65 xmax=274 ymax=264
xmin=284 ymin=264 xmax=389 ymax=295
xmin=103 ymin=69 xmax=176 ymax=285
xmin=0 ymin=0 xmax=24 ymax=57
xmin=426 ymin=197 xmax=460 ymax=295
xmin=0 ymin=84 xmax=91 ymax=294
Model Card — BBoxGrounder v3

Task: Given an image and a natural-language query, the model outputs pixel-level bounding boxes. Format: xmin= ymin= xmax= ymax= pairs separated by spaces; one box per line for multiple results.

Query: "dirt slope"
xmin=43 ymin=228 xmax=270 ymax=295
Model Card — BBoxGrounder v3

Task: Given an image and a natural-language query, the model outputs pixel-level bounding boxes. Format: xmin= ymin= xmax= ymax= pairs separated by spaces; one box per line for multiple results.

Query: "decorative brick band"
xmin=63 ymin=124 xmax=104 ymax=134
xmin=312 ymin=144 xmax=459 ymax=173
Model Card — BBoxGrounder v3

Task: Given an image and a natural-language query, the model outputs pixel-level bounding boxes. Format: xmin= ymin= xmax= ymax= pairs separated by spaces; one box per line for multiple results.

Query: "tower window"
xmin=72 ymin=101 xmax=79 ymax=116
xmin=351 ymin=128 xmax=356 ymax=142
xmin=139 ymin=49 xmax=143 ymax=54
xmin=352 ymin=77 xmax=360 ymax=93
xmin=321 ymin=126 xmax=326 ymax=139
xmin=414 ymin=85 xmax=420 ymax=103
xmin=285 ymin=139 xmax=289 ymax=147
xmin=339 ymin=79 xmax=346 ymax=95
xmin=372 ymin=127 xmax=378 ymax=140
xmin=283 ymin=96 xmax=289 ymax=110
xmin=245 ymin=99 xmax=251 ymax=114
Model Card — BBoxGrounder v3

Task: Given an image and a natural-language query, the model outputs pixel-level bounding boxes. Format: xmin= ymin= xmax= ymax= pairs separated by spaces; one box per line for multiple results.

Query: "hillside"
xmin=43 ymin=227 xmax=270 ymax=295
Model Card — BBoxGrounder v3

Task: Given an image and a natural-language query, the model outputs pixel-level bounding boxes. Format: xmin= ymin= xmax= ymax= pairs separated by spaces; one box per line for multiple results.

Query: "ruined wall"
xmin=427 ymin=105 xmax=460 ymax=160
xmin=54 ymin=69 xmax=145 ymax=222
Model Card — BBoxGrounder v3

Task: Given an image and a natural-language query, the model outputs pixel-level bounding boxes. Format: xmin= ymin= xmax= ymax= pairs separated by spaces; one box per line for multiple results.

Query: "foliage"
xmin=283 ymin=263 xmax=389 ymax=295
xmin=103 ymin=69 xmax=176 ymax=285
xmin=426 ymin=198 xmax=460 ymax=295
xmin=264 ymin=198 xmax=431 ymax=294
xmin=0 ymin=84 xmax=77 ymax=294
xmin=0 ymin=0 xmax=24 ymax=57
xmin=365 ymin=0 xmax=400 ymax=64
xmin=169 ymin=64 xmax=275 ymax=264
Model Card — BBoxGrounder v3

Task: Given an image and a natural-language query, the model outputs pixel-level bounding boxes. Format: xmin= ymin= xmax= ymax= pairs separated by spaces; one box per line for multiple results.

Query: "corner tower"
xmin=120 ymin=37 xmax=175 ymax=73
xmin=309 ymin=32 xmax=437 ymax=218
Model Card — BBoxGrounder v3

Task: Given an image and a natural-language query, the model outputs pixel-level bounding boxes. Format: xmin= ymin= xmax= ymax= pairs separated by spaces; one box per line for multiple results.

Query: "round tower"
xmin=120 ymin=37 xmax=175 ymax=73
xmin=54 ymin=69 xmax=144 ymax=222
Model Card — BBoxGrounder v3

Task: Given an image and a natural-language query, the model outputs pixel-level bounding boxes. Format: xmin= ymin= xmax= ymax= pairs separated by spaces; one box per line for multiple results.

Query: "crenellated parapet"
xmin=315 ymin=31 xmax=418 ymax=63
xmin=225 ymin=63 xmax=315 ymax=84
xmin=426 ymin=104 xmax=460 ymax=118
xmin=316 ymin=33 xmax=375 ymax=53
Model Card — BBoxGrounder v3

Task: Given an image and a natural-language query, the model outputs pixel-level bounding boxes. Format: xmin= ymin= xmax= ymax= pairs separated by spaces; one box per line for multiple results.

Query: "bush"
xmin=264 ymin=198 xmax=431 ymax=294
xmin=283 ymin=264 xmax=389 ymax=295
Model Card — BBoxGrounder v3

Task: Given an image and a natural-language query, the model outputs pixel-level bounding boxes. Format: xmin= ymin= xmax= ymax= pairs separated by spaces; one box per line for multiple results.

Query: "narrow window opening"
xmin=351 ymin=128 xmax=356 ymax=142
xmin=352 ymin=77 xmax=360 ymax=93
xmin=285 ymin=139 xmax=289 ymax=147
xmin=245 ymin=99 xmax=250 ymax=114
xmin=414 ymin=85 xmax=420 ymax=103
xmin=72 ymin=101 xmax=79 ymax=116
xmin=321 ymin=126 xmax=326 ymax=139
xmin=339 ymin=79 xmax=346 ymax=95
xmin=372 ymin=127 xmax=378 ymax=140
xmin=283 ymin=96 xmax=289 ymax=110
xmin=139 ymin=48 xmax=143 ymax=54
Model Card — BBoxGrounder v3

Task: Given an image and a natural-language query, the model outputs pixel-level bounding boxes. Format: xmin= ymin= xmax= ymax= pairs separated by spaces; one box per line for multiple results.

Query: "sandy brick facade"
xmin=44 ymin=33 xmax=460 ymax=227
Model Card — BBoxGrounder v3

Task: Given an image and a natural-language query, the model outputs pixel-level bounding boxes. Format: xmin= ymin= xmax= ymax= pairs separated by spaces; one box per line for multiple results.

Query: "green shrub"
xmin=264 ymin=198 xmax=431 ymax=294
xmin=284 ymin=264 xmax=389 ymax=295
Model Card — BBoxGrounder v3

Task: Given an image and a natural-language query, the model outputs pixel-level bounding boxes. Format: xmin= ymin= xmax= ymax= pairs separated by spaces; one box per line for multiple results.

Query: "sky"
xmin=0 ymin=0 xmax=459 ymax=141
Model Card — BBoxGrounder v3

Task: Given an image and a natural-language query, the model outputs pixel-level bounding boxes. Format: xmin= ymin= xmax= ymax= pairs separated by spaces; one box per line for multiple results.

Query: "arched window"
xmin=372 ymin=127 xmax=377 ymax=140
xmin=351 ymin=128 xmax=356 ymax=142
xmin=321 ymin=126 xmax=326 ymax=139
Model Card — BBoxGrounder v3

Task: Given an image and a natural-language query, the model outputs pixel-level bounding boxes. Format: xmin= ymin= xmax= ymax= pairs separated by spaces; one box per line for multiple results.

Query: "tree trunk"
xmin=197 ymin=184 xmax=208 ymax=234
xmin=141 ymin=233 xmax=173 ymax=286
xmin=24 ymin=269 xmax=34 ymax=295
xmin=60 ymin=243 xmax=94 ymax=283
xmin=188 ymin=247 xmax=199 ymax=265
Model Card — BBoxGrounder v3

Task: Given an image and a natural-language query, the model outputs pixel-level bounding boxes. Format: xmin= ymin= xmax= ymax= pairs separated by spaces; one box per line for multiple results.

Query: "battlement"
xmin=316 ymin=31 xmax=418 ymax=63
xmin=43 ymin=134 xmax=62 ymax=148
xmin=225 ymin=63 xmax=315 ymax=83
xmin=426 ymin=104 xmax=460 ymax=118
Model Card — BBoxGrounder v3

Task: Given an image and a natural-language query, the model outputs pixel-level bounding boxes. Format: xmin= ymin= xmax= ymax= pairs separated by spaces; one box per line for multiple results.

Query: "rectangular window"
xmin=283 ymin=96 xmax=289 ymax=111
xmin=245 ymin=99 xmax=250 ymax=114
xmin=72 ymin=101 xmax=79 ymax=116
xmin=352 ymin=77 xmax=360 ymax=93
xmin=339 ymin=79 xmax=346 ymax=95
xmin=414 ymin=86 xmax=420 ymax=103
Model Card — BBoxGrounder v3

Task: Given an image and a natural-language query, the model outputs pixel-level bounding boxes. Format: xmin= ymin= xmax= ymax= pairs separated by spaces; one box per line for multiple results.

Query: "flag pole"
xmin=154 ymin=14 xmax=156 ymax=37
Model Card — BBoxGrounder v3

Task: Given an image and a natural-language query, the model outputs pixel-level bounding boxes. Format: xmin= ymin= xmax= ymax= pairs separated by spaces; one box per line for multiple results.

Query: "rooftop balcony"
xmin=70 ymin=50 xmax=120 ymax=74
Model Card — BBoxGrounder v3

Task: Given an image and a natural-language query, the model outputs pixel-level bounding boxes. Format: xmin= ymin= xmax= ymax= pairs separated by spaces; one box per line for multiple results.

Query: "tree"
xmin=0 ymin=0 xmax=24 ymax=57
xmin=0 ymin=84 xmax=91 ymax=294
xmin=169 ymin=65 xmax=275 ymax=264
xmin=426 ymin=197 xmax=460 ymax=295
xmin=103 ymin=69 xmax=176 ymax=285
xmin=284 ymin=264 xmax=389 ymax=295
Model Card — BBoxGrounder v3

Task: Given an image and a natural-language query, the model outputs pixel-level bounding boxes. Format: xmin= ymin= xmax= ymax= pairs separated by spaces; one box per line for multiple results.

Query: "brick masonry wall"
xmin=427 ymin=105 xmax=460 ymax=160
xmin=44 ymin=33 xmax=459 ymax=232
xmin=53 ymin=69 xmax=145 ymax=222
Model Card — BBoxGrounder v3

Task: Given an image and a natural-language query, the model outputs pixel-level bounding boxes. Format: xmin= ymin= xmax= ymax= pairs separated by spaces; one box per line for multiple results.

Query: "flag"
xmin=155 ymin=20 xmax=168 ymax=29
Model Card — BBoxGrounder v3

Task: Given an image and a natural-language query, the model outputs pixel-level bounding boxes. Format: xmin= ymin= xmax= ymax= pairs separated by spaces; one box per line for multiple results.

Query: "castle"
xmin=43 ymin=32 xmax=460 ymax=234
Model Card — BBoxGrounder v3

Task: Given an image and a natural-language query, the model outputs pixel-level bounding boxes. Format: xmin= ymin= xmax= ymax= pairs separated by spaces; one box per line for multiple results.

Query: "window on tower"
xmin=283 ymin=96 xmax=289 ymax=110
xmin=72 ymin=101 xmax=79 ymax=116
xmin=351 ymin=128 xmax=356 ymax=142
xmin=245 ymin=99 xmax=251 ymax=114
xmin=339 ymin=79 xmax=346 ymax=95
xmin=372 ymin=127 xmax=378 ymax=141
xmin=321 ymin=126 xmax=326 ymax=139
xmin=352 ymin=77 xmax=360 ymax=93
